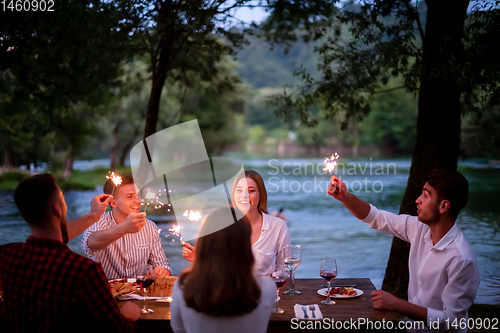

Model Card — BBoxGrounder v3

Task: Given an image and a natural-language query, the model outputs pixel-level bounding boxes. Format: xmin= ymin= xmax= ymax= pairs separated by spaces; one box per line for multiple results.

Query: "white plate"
xmin=109 ymin=278 xmax=136 ymax=283
xmin=317 ymin=288 xmax=363 ymax=299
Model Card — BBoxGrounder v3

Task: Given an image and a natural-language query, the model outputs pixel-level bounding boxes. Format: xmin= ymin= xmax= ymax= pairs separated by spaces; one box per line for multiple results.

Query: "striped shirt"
xmin=81 ymin=212 xmax=171 ymax=279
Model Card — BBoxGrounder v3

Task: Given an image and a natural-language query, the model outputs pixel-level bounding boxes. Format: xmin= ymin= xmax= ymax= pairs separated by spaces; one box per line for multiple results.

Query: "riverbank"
xmin=2 ymin=158 xmax=499 ymax=191
xmin=0 ymin=166 xmax=131 ymax=190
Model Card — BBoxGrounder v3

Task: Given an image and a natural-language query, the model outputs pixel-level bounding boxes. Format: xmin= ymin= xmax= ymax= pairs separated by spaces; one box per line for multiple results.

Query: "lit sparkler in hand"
xmin=168 ymin=224 xmax=183 ymax=243
xmin=323 ymin=153 xmax=340 ymax=174
xmin=140 ymin=188 xmax=162 ymax=212
xmin=167 ymin=210 xmax=201 ymax=244
xmin=106 ymin=172 xmax=123 ymax=195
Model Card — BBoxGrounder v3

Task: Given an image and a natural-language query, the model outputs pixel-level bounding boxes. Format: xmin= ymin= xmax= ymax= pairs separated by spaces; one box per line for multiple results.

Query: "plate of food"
xmin=317 ymin=287 xmax=363 ymax=299
xmin=109 ymin=278 xmax=138 ymax=297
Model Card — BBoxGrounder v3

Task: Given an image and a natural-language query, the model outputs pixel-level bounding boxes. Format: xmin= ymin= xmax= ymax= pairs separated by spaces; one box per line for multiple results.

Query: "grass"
xmin=0 ymin=172 xmax=31 ymax=190
xmin=58 ymin=167 xmax=132 ymax=190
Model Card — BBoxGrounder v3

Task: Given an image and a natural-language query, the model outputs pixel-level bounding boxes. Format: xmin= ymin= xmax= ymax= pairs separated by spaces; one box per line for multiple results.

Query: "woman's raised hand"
xmin=182 ymin=242 xmax=195 ymax=263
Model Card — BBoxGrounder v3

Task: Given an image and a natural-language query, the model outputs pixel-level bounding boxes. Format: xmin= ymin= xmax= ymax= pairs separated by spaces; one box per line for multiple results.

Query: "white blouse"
xmin=251 ymin=213 xmax=291 ymax=276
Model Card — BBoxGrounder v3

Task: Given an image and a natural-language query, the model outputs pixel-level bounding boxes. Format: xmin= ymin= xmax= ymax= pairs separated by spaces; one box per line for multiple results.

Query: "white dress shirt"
xmin=251 ymin=213 xmax=291 ymax=276
xmin=362 ymin=204 xmax=480 ymax=333
xmin=170 ymin=276 xmax=276 ymax=333
xmin=81 ymin=212 xmax=171 ymax=279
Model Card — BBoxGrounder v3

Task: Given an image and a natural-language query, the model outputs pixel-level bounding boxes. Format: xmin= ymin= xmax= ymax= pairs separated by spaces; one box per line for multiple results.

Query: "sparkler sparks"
xmin=140 ymin=188 xmax=167 ymax=212
xmin=183 ymin=210 xmax=201 ymax=222
xmin=168 ymin=224 xmax=183 ymax=242
xmin=106 ymin=172 xmax=123 ymax=187
xmin=106 ymin=171 xmax=123 ymax=195
xmin=323 ymin=153 xmax=340 ymax=174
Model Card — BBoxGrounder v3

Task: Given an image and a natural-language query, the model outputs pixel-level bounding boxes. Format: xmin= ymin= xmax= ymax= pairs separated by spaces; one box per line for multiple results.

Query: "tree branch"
xmin=404 ymin=0 xmax=425 ymax=41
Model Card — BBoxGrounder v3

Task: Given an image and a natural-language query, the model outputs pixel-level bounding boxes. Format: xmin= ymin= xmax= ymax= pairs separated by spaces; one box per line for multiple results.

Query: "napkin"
xmin=294 ymin=304 xmax=323 ymax=320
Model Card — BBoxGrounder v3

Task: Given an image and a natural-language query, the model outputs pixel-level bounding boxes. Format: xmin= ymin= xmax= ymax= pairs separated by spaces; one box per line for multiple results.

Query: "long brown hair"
xmin=179 ymin=207 xmax=261 ymax=316
xmin=230 ymin=170 xmax=268 ymax=214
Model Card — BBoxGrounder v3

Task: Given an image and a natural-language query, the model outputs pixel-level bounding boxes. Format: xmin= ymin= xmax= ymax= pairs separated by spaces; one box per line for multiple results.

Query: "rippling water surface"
xmin=1 ymin=157 xmax=499 ymax=305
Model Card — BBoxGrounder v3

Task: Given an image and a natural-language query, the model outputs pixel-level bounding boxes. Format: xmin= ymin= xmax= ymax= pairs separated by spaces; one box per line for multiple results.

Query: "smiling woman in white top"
xmin=182 ymin=170 xmax=291 ymax=276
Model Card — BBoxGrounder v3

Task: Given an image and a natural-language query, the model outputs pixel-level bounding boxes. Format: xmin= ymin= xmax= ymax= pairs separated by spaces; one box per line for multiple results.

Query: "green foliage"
xmin=0 ymin=0 xmax=132 ymax=110
xmin=360 ymin=82 xmax=418 ymax=154
xmin=461 ymin=103 xmax=500 ymax=158
xmin=262 ymin=0 xmax=425 ymax=128
xmin=246 ymin=87 xmax=288 ymax=130
xmin=0 ymin=0 xmax=134 ymax=168
xmin=236 ymin=36 xmax=320 ymax=89
xmin=176 ymin=56 xmax=249 ymax=155
xmin=0 ymin=172 xmax=30 ymax=190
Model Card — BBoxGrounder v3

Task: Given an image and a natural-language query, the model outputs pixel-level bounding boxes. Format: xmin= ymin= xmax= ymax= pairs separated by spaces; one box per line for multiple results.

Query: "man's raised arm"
xmin=86 ymin=212 xmax=147 ymax=251
xmin=67 ymin=194 xmax=113 ymax=241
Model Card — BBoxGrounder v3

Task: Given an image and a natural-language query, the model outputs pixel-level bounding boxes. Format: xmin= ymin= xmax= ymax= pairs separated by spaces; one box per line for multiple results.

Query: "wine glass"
xmin=283 ymin=245 xmax=302 ymax=296
xmin=320 ymin=258 xmax=337 ymax=305
xmin=137 ymin=265 xmax=155 ymax=314
xmin=271 ymin=270 xmax=286 ymax=314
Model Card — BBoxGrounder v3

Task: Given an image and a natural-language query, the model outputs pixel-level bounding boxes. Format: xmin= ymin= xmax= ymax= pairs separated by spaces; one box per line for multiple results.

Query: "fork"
xmin=301 ymin=306 xmax=309 ymax=319
xmin=309 ymin=304 xmax=316 ymax=318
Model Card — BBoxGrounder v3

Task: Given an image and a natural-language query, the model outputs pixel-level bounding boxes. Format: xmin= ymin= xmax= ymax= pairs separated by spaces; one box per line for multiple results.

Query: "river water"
xmin=1 ymin=156 xmax=499 ymax=305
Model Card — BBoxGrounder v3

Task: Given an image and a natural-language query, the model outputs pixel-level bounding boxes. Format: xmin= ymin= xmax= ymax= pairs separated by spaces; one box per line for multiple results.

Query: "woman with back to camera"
xmin=182 ymin=170 xmax=291 ymax=276
xmin=170 ymin=207 xmax=277 ymax=333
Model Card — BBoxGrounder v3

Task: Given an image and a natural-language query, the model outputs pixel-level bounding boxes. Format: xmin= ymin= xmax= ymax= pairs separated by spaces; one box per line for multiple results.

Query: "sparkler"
xmin=166 ymin=209 xmax=201 ymax=243
xmin=323 ymin=153 xmax=340 ymax=174
xmin=106 ymin=171 xmax=123 ymax=195
xmin=183 ymin=210 xmax=201 ymax=222
xmin=168 ymin=224 xmax=183 ymax=243
xmin=140 ymin=188 xmax=165 ymax=212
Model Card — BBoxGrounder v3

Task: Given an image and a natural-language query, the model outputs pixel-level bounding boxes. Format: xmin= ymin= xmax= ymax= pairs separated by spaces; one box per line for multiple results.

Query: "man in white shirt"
xmin=327 ymin=169 xmax=480 ymax=332
xmin=82 ymin=175 xmax=171 ymax=279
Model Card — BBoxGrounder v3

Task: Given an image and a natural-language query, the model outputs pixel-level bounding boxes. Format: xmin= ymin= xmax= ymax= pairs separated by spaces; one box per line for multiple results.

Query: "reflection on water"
xmin=1 ymin=158 xmax=499 ymax=305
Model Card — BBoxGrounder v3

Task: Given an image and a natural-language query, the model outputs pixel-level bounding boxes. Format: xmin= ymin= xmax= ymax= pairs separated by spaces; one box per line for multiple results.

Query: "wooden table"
xmin=118 ymin=278 xmax=405 ymax=332
xmin=0 ymin=278 xmax=405 ymax=332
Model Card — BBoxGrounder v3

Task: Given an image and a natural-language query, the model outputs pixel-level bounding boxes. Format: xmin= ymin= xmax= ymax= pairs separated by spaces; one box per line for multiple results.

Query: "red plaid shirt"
xmin=0 ymin=236 xmax=137 ymax=333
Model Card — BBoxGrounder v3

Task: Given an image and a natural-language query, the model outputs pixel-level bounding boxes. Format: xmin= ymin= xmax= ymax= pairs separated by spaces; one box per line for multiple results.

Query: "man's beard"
xmin=60 ymin=218 xmax=69 ymax=244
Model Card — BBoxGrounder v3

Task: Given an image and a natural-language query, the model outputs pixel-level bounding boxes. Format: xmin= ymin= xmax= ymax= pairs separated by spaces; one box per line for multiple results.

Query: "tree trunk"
xmin=352 ymin=123 xmax=359 ymax=157
xmin=144 ymin=43 xmax=172 ymax=139
xmin=119 ymin=126 xmax=141 ymax=167
xmin=4 ymin=148 xmax=14 ymax=168
xmin=382 ymin=0 xmax=470 ymax=299
xmin=110 ymin=99 xmax=123 ymax=171
xmin=61 ymin=143 xmax=75 ymax=180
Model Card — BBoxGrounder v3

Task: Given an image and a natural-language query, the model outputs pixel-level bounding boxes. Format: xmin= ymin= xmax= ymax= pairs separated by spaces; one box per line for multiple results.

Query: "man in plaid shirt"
xmin=0 ymin=174 xmax=141 ymax=332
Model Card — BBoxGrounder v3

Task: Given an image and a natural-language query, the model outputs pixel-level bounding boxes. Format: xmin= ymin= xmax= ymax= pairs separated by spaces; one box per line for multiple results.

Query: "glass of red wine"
xmin=271 ymin=271 xmax=287 ymax=314
xmin=137 ymin=265 xmax=155 ymax=314
xmin=320 ymin=258 xmax=337 ymax=305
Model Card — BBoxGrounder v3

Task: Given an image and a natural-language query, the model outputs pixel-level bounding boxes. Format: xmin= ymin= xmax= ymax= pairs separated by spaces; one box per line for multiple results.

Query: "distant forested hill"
xmin=235 ymin=36 xmax=320 ymax=89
